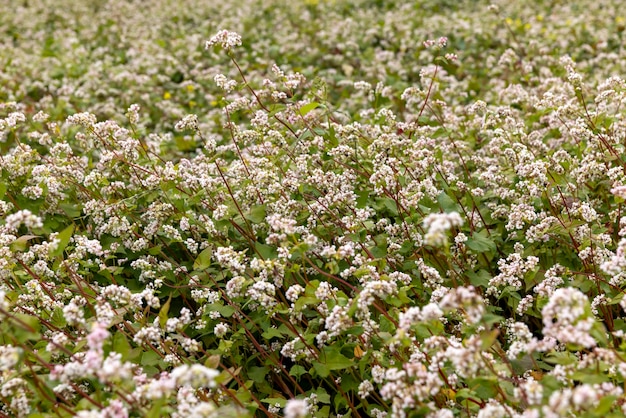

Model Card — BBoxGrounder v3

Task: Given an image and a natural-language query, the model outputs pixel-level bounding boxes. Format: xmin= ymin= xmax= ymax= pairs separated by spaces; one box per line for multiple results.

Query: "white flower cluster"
xmin=284 ymin=399 xmax=309 ymax=418
xmin=2 ymin=209 xmax=43 ymax=233
xmin=439 ymin=286 xmax=484 ymax=325
xmin=422 ymin=212 xmax=464 ymax=247
xmin=66 ymin=112 xmax=97 ymax=127
xmin=397 ymin=303 xmax=443 ymax=333
xmin=170 ymin=364 xmax=219 ymax=389
xmin=205 ymin=30 xmax=242 ymax=51
xmin=0 ymin=111 xmax=26 ymax=130
xmin=5 ymin=0 xmax=626 ymax=416
xmin=488 ymin=251 xmax=539 ymax=296
xmin=542 ymin=288 xmax=596 ymax=348
xmin=214 ymin=74 xmax=238 ymax=92
xmin=175 ymin=114 xmax=199 ymax=131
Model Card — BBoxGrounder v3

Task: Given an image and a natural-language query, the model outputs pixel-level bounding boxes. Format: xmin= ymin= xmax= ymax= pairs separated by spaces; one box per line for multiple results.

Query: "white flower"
xmin=0 ymin=288 xmax=8 ymax=312
xmin=214 ymin=323 xmax=229 ymax=338
xmin=205 ymin=30 xmax=242 ymax=51
xmin=66 ymin=112 xmax=97 ymax=127
xmin=0 ymin=345 xmax=20 ymax=372
xmin=542 ymin=288 xmax=596 ymax=348
xmin=422 ymin=212 xmax=464 ymax=247
xmin=170 ymin=364 xmax=219 ymax=389
xmin=611 ymin=185 xmax=626 ymax=199
xmin=127 ymin=104 xmax=140 ymax=124
xmin=358 ymin=380 xmax=374 ymax=398
xmin=214 ymin=74 xmax=237 ymax=92
xmin=175 ymin=114 xmax=199 ymax=131
xmin=284 ymin=399 xmax=308 ymax=418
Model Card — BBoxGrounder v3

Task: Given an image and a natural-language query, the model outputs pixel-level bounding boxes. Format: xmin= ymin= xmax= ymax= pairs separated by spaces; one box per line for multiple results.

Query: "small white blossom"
xmin=206 ymin=30 xmax=242 ymax=51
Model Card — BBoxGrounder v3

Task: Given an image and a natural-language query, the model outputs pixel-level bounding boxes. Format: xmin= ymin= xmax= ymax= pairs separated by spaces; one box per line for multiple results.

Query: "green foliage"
xmin=2 ymin=0 xmax=626 ymax=416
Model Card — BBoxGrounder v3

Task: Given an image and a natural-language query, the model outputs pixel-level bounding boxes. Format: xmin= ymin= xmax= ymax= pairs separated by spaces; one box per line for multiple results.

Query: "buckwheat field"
xmin=3 ymin=0 xmax=626 ymax=417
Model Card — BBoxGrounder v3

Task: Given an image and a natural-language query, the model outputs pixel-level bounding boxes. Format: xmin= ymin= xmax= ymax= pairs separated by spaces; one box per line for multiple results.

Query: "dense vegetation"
xmin=2 ymin=0 xmax=626 ymax=416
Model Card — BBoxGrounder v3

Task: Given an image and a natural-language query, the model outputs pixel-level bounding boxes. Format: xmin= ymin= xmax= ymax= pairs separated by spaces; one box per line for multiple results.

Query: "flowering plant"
xmin=2 ymin=1 xmax=626 ymax=417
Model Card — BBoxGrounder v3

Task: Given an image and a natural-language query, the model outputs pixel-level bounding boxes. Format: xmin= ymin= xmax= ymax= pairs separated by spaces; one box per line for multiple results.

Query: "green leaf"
xmin=379 ymin=315 xmax=395 ymax=333
xmin=437 ymin=192 xmax=459 ymax=212
xmin=205 ymin=354 xmax=221 ymax=369
xmin=193 ymin=246 xmax=213 ymax=270
xmin=158 ymin=296 xmax=172 ymax=328
xmin=59 ymin=202 xmax=81 ymax=218
xmin=544 ymin=351 xmax=577 ymax=365
xmin=50 ymin=224 xmax=74 ymax=257
xmin=413 ymin=322 xmax=444 ymax=339
xmin=10 ymin=235 xmax=40 ymax=252
xmin=482 ymin=313 xmax=504 ymax=326
xmin=294 ymin=296 xmax=318 ymax=311
xmin=594 ymin=395 xmax=618 ymax=415
xmin=148 ymin=245 xmax=163 ymax=255
xmin=255 ymin=242 xmax=277 ymax=259
xmin=454 ymin=388 xmax=475 ymax=401
xmin=314 ymin=388 xmax=331 ymax=404
xmin=313 ymin=345 xmax=353 ymax=377
xmin=313 ymin=361 xmax=330 ymax=378
xmin=146 ymin=398 xmax=166 ymax=418
xmin=469 ymin=377 xmax=499 ymax=399
xmin=299 ymin=102 xmax=320 ymax=116
xmin=246 ymin=205 xmax=266 ymax=224
xmin=248 ymin=366 xmax=268 ymax=383
xmin=217 ymin=304 xmax=236 ymax=317
xmin=141 ymin=350 xmax=162 ymax=366
xmin=10 ymin=313 xmax=41 ymax=343
xmin=262 ymin=327 xmax=285 ymax=340
xmin=316 ymin=406 xmax=330 ymax=418
xmin=570 ymin=370 xmax=610 ymax=384
xmin=206 ymin=303 xmax=235 ymax=318
xmin=50 ymin=307 xmax=67 ymax=328
xmin=466 ymin=230 xmax=496 ymax=253
xmin=340 ymin=373 xmax=359 ymax=393
xmin=112 ymin=332 xmax=132 ymax=360
xmin=590 ymin=321 xmax=608 ymax=346
xmin=261 ymin=397 xmax=287 ymax=407
xmin=467 ymin=269 xmax=491 ymax=287
xmin=479 ymin=329 xmax=500 ymax=350
xmin=369 ymin=243 xmax=387 ymax=258
xmin=328 ymin=122 xmax=338 ymax=147
xmin=382 ymin=198 xmax=399 ymax=215
xmin=290 ymin=365 xmax=308 ymax=378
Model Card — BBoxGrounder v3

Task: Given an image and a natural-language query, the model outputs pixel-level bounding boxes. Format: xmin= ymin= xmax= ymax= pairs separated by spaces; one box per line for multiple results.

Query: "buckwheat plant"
xmin=4 ymin=0 xmax=626 ymax=417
